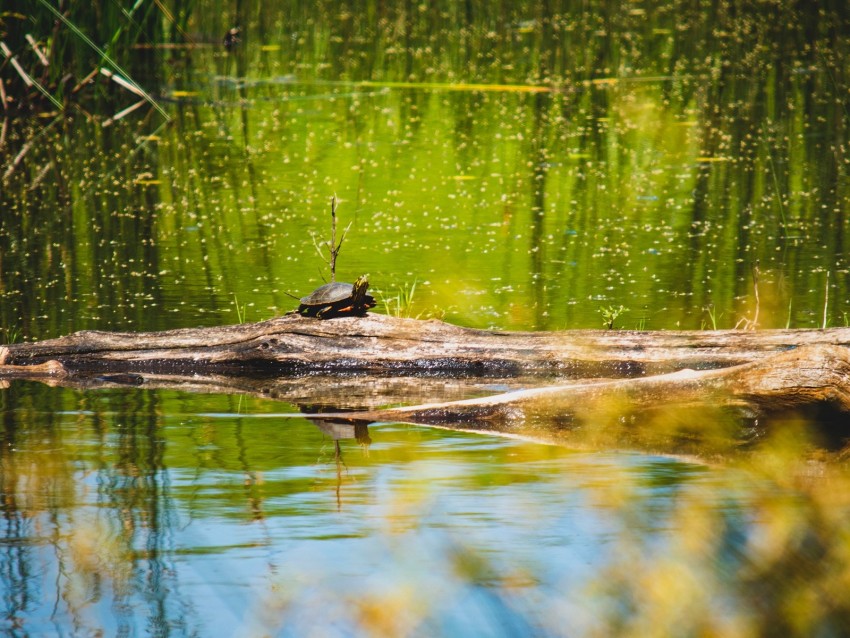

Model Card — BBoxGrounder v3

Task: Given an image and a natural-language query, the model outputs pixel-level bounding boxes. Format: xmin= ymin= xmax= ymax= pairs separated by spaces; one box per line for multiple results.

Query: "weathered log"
xmin=350 ymin=344 xmax=850 ymax=425
xmin=0 ymin=318 xmax=850 ymax=457
xmin=3 ymin=313 xmax=850 ymax=377
xmin=36 ymin=371 xmax=515 ymax=410
xmin=282 ymin=344 xmax=850 ymax=460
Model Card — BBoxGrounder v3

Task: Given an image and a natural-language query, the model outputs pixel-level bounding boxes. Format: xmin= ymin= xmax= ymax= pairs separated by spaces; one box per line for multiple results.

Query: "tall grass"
xmin=1 ymin=0 xmax=186 ymax=115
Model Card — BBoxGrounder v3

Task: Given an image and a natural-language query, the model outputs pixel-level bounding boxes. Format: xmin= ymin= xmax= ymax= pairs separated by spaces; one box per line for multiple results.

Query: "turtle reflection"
xmin=301 ymin=406 xmax=373 ymax=510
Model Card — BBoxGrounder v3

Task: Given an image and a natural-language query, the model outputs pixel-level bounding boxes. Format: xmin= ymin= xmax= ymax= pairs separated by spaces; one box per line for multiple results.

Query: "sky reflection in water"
xmin=1 ymin=389 xmax=721 ymax=636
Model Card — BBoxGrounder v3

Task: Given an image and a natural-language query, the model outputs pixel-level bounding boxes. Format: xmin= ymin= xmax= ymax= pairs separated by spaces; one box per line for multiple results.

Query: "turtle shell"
xmin=297 ymin=276 xmax=375 ymax=318
xmin=299 ymin=282 xmax=355 ymax=306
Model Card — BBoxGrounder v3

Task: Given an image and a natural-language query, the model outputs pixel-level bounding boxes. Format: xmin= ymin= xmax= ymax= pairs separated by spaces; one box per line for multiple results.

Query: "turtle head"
xmin=352 ymin=275 xmax=369 ymax=302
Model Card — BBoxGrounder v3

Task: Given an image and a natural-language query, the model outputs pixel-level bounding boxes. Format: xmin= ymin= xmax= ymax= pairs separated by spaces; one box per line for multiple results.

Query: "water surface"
xmin=2 ymin=386 xmax=726 ymax=636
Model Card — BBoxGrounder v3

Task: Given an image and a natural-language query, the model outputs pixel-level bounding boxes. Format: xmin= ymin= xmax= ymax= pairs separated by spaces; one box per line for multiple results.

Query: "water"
xmin=2 ymin=386 xmax=720 ymax=636
xmin=2 ymin=1 xmax=850 ymax=634
xmin=2 ymin=2 xmax=849 ymax=337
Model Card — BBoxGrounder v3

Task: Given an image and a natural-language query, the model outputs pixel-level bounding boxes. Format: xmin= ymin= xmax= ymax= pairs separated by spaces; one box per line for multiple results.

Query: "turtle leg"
xmin=335 ymin=304 xmax=370 ymax=316
xmin=332 ymin=303 xmax=368 ymax=316
xmin=316 ymin=305 xmax=334 ymax=319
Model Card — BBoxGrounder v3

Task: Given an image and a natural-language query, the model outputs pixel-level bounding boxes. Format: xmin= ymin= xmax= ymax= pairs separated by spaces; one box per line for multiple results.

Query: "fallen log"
xmin=1 ymin=315 xmax=849 ymax=454
xmin=296 ymin=344 xmax=850 ymax=457
xmin=2 ymin=316 xmax=850 ymax=433
xmin=351 ymin=344 xmax=850 ymax=424
xmin=2 ymin=313 xmax=850 ymax=377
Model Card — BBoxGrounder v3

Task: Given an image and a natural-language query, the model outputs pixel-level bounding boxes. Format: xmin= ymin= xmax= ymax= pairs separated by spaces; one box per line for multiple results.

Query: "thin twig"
xmin=103 ymin=98 xmax=146 ymax=127
xmin=328 ymin=196 xmax=351 ymax=282
xmin=71 ymin=67 xmax=99 ymax=94
xmin=0 ymin=40 xmax=63 ymax=110
xmin=27 ymin=162 xmax=53 ymax=192
xmin=25 ymin=34 xmax=49 ymax=66
xmin=99 ymin=68 xmax=146 ymax=98
xmin=330 ymin=195 xmax=338 ymax=281
xmin=2 ymin=116 xmax=60 ymax=183
xmin=1 ymin=41 xmax=32 ymax=86
xmin=751 ymin=260 xmax=760 ymax=330
xmin=823 ymin=271 xmax=830 ymax=330
xmin=3 ymin=138 xmax=33 ymax=183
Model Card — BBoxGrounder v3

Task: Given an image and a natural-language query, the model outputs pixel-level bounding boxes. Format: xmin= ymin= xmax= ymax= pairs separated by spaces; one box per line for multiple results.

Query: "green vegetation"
xmin=311 ymin=195 xmax=351 ymax=283
xmin=232 ymin=292 xmax=247 ymax=323
xmin=379 ymin=279 xmax=418 ymax=318
xmin=702 ymin=304 xmax=719 ymax=331
xmin=2 ymin=0 xmax=848 ymax=335
xmin=600 ymin=304 xmax=628 ymax=330
xmin=0 ymin=326 xmax=21 ymax=344
xmin=1 ymin=0 xmax=175 ymax=116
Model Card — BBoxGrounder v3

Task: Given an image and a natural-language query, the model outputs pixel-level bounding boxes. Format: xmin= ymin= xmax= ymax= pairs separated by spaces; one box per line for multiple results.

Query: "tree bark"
xmin=3 ymin=313 xmax=850 ymax=377
xmin=353 ymin=344 xmax=850 ymax=425
xmin=286 ymin=344 xmax=850 ymax=459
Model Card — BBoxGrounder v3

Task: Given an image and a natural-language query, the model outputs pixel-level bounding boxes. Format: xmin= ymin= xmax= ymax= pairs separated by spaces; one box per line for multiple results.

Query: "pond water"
xmin=3 ymin=385 xmax=738 ymax=636
xmin=2 ymin=1 xmax=849 ymax=337
xmin=2 ymin=1 xmax=850 ymax=635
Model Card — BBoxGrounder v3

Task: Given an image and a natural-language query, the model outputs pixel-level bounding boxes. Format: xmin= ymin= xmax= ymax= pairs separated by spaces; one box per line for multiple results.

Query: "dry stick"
xmin=3 ymin=138 xmax=34 ymax=182
xmin=0 ymin=41 xmax=33 ymax=86
xmin=329 ymin=196 xmax=352 ymax=282
xmin=0 ymin=76 xmax=7 ymax=113
xmin=99 ymin=68 xmax=146 ymax=98
xmin=25 ymin=34 xmax=49 ymax=67
xmin=2 ymin=116 xmax=60 ymax=183
xmin=27 ymin=162 xmax=53 ymax=192
xmin=103 ymin=98 xmax=146 ymax=127
xmin=0 ymin=41 xmax=62 ymax=110
xmin=330 ymin=195 xmax=338 ymax=281
xmin=72 ymin=68 xmax=99 ymax=94
xmin=312 ymin=195 xmax=351 ymax=282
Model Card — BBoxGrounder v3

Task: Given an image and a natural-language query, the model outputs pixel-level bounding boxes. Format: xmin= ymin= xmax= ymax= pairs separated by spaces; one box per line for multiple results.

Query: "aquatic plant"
xmin=703 ymin=304 xmax=719 ymax=331
xmin=736 ymin=262 xmax=761 ymax=331
xmin=232 ymin=293 xmax=247 ymax=323
xmin=311 ymin=195 xmax=352 ymax=283
xmin=2 ymin=0 xmax=174 ymax=116
xmin=0 ymin=326 xmax=22 ymax=344
xmin=600 ymin=304 xmax=628 ymax=330
xmin=379 ymin=280 xmax=418 ymax=318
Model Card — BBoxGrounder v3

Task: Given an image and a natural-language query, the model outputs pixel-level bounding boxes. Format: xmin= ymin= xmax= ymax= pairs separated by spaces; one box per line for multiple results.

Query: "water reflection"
xmin=306 ymin=413 xmax=373 ymax=511
xmin=0 ymin=382 xmax=848 ymax=635
xmin=0 ymin=384 xmax=718 ymax=636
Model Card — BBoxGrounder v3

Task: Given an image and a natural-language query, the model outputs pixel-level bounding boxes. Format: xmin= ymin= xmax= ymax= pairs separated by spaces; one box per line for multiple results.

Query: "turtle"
xmin=297 ymin=275 xmax=376 ymax=319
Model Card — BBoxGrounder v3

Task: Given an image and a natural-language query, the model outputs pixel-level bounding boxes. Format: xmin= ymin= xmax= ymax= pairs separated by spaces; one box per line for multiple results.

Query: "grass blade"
xmin=34 ymin=0 xmax=170 ymax=121
xmin=0 ymin=40 xmax=63 ymax=110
